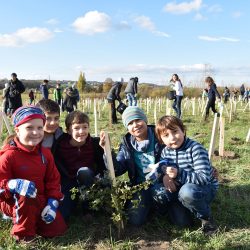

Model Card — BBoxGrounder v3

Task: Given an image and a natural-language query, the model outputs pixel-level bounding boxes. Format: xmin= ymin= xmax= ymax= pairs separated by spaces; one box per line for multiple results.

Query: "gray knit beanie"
xmin=122 ymin=106 xmax=148 ymax=127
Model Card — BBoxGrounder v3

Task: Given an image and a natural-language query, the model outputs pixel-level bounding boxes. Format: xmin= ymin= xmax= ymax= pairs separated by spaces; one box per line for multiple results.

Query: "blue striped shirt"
xmin=161 ymin=137 xmax=218 ymax=189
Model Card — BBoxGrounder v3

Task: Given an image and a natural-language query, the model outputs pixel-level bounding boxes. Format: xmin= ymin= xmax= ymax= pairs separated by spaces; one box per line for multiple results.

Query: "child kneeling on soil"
xmin=0 ymin=106 xmax=67 ymax=243
xmin=53 ymin=111 xmax=105 ymax=222
xmin=155 ymin=115 xmax=218 ymax=235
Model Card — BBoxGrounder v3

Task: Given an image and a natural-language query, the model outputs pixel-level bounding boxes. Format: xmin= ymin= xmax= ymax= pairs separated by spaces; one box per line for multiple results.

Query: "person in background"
xmin=170 ymin=74 xmax=183 ymax=119
xmin=54 ymin=82 xmax=63 ymax=106
xmin=204 ymin=76 xmax=221 ymax=121
xmin=40 ymin=80 xmax=49 ymax=100
xmin=2 ymin=82 xmax=10 ymax=115
xmin=243 ymin=88 xmax=249 ymax=103
xmin=63 ymin=87 xmax=78 ymax=113
xmin=125 ymin=77 xmax=138 ymax=106
xmin=72 ymin=83 xmax=80 ymax=109
xmin=155 ymin=115 xmax=218 ymax=236
xmin=240 ymin=84 xmax=245 ymax=100
xmin=7 ymin=73 xmax=25 ymax=115
xmin=106 ymin=78 xmax=123 ymax=124
xmin=99 ymin=106 xmax=193 ymax=227
xmin=202 ymin=88 xmax=208 ymax=99
xmin=223 ymin=87 xmax=230 ymax=103
xmin=29 ymin=89 xmax=35 ymax=105
xmin=0 ymin=106 xmax=67 ymax=244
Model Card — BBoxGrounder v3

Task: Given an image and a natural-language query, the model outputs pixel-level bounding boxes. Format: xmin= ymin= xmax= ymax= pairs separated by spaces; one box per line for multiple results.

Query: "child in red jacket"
xmin=0 ymin=106 xmax=67 ymax=243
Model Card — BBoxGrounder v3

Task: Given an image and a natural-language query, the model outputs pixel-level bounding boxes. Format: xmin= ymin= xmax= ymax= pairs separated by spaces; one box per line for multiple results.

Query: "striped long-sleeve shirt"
xmin=160 ymin=137 xmax=218 ymax=189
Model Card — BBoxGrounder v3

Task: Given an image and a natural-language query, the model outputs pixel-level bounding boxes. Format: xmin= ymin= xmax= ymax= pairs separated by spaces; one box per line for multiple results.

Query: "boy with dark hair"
xmin=155 ymin=115 xmax=218 ymax=235
xmin=53 ymin=111 xmax=105 ymax=222
xmin=36 ymin=99 xmax=63 ymax=150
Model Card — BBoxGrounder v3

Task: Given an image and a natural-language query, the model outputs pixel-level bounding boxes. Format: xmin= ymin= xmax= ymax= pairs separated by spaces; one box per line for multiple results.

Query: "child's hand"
xmin=99 ymin=130 xmax=106 ymax=149
xmin=166 ymin=167 xmax=178 ymax=178
xmin=41 ymin=198 xmax=59 ymax=224
xmin=163 ymin=175 xmax=178 ymax=193
xmin=7 ymin=179 xmax=37 ymax=198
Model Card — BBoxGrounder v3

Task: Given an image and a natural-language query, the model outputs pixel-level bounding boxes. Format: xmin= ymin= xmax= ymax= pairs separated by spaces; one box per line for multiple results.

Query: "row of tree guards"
xmin=0 ymin=96 xmax=250 ymax=149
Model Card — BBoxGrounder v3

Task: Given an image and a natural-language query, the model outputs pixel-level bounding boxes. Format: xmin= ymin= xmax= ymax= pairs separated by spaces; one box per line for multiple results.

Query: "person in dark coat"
xmin=40 ymin=79 xmax=49 ymax=100
xmin=7 ymin=73 xmax=25 ymax=115
xmin=204 ymin=76 xmax=221 ymax=121
xmin=106 ymin=78 xmax=123 ymax=124
xmin=63 ymin=87 xmax=78 ymax=113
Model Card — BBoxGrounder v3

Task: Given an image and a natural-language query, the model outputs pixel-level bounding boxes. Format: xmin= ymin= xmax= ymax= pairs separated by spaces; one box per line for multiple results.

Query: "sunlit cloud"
xmin=0 ymin=27 xmax=54 ymax=47
xmin=194 ymin=13 xmax=206 ymax=20
xmin=198 ymin=35 xmax=240 ymax=42
xmin=134 ymin=15 xmax=169 ymax=37
xmin=72 ymin=10 xmax=111 ymax=35
xmin=163 ymin=0 xmax=202 ymax=14
xmin=115 ymin=20 xmax=131 ymax=30
xmin=46 ymin=18 xmax=59 ymax=25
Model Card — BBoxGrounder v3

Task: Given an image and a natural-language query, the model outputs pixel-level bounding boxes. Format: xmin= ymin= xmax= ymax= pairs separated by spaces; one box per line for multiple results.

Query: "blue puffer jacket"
xmin=105 ymin=125 xmax=164 ymax=185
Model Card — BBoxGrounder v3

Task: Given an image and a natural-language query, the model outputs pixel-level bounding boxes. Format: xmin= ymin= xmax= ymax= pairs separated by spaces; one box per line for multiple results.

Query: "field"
xmin=0 ymin=95 xmax=250 ymax=250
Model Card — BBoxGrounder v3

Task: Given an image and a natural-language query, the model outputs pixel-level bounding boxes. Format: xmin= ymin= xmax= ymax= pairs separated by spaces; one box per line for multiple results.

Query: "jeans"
xmin=127 ymin=183 xmax=193 ymax=227
xmin=178 ymin=183 xmax=217 ymax=220
xmin=59 ymin=167 xmax=95 ymax=221
xmin=126 ymin=93 xmax=137 ymax=106
xmin=172 ymin=96 xmax=183 ymax=118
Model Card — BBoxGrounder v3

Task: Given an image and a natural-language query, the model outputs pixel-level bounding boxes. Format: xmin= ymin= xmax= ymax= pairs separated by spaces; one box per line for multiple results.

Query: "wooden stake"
xmin=219 ymin=117 xmax=225 ymax=156
xmin=246 ymin=128 xmax=250 ymax=143
xmin=94 ymin=99 xmax=98 ymax=137
xmin=104 ymin=131 xmax=116 ymax=185
xmin=208 ymin=113 xmax=219 ymax=161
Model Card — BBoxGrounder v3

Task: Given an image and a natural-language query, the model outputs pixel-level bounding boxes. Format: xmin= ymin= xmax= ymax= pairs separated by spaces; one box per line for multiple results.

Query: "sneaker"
xmin=201 ymin=218 xmax=218 ymax=236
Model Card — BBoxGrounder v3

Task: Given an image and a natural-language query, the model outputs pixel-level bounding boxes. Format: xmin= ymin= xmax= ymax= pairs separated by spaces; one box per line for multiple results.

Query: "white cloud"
xmin=0 ymin=27 xmax=54 ymax=47
xmin=194 ymin=13 xmax=206 ymax=20
xmin=116 ymin=21 xmax=131 ymax=30
xmin=163 ymin=0 xmax=202 ymax=14
xmin=134 ymin=15 xmax=170 ymax=37
xmin=54 ymin=28 xmax=63 ymax=33
xmin=198 ymin=35 xmax=240 ymax=42
xmin=232 ymin=11 xmax=242 ymax=19
xmin=46 ymin=18 xmax=59 ymax=25
xmin=207 ymin=4 xmax=222 ymax=13
xmin=72 ymin=10 xmax=111 ymax=35
xmin=134 ymin=16 xmax=155 ymax=31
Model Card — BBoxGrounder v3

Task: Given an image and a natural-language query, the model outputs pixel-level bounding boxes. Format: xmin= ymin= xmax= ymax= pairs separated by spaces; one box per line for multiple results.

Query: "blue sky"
xmin=0 ymin=0 xmax=250 ymax=86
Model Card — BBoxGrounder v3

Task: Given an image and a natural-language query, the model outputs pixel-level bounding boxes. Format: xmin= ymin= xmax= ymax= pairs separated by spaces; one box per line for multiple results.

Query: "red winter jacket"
xmin=0 ymin=137 xmax=63 ymax=202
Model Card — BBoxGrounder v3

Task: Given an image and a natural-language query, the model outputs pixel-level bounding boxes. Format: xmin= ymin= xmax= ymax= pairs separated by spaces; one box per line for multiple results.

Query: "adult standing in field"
xmin=223 ymin=87 xmax=230 ymax=103
xmin=106 ymin=78 xmax=123 ymax=124
xmin=240 ymin=84 xmax=245 ymax=100
xmin=124 ymin=77 xmax=138 ymax=106
xmin=71 ymin=83 xmax=80 ymax=109
xmin=40 ymin=79 xmax=49 ymax=100
xmin=28 ymin=89 xmax=35 ymax=105
xmin=204 ymin=76 xmax=221 ymax=121
xmin=99 ymin=106 xmax=193 ymax=227
xmin=7 ymin=73 xmax=25 ymax=115
xmin=2 ymin=82 xmax=10 ymax=115
xmin=170 ymin=74 xmax=183 ymax=119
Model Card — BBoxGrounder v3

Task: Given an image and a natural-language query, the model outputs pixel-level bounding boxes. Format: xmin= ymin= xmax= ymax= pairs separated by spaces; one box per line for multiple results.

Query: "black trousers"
xmin=205 ymin=98 xmax=217 ymax=116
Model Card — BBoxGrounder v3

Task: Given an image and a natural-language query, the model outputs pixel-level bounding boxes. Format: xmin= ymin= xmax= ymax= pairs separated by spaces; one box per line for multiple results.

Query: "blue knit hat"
xmin=12 ymin=106 xmax=46 ymax=127
xmin=122 ymin=106 xmax=147 ymax=127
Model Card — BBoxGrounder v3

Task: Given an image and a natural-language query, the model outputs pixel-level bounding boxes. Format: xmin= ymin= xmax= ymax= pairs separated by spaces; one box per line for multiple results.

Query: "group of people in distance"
xmin=0 ymin=83 xmax=219 ymax=245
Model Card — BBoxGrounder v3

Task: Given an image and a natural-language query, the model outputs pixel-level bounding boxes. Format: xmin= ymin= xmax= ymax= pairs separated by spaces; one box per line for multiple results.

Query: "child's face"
xmin=44 ymin=112 xmax=60 ymax=134
xmin=127 ymin=119 xmax=148 ymax=141
xmin=15 ymin=118 xmax=44 ymax=149
xmin=68 ymin=122 xmax=89 ymax=143
xmin=160 ymin=126 xmax=185 ymax=149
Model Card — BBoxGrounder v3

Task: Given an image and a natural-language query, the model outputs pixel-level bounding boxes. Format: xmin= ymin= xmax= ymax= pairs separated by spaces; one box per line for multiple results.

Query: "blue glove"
xmin=41 ymin=198 xmax=59 ymax=224
xmin=7 ymin=179 xmax=37 ymax=198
